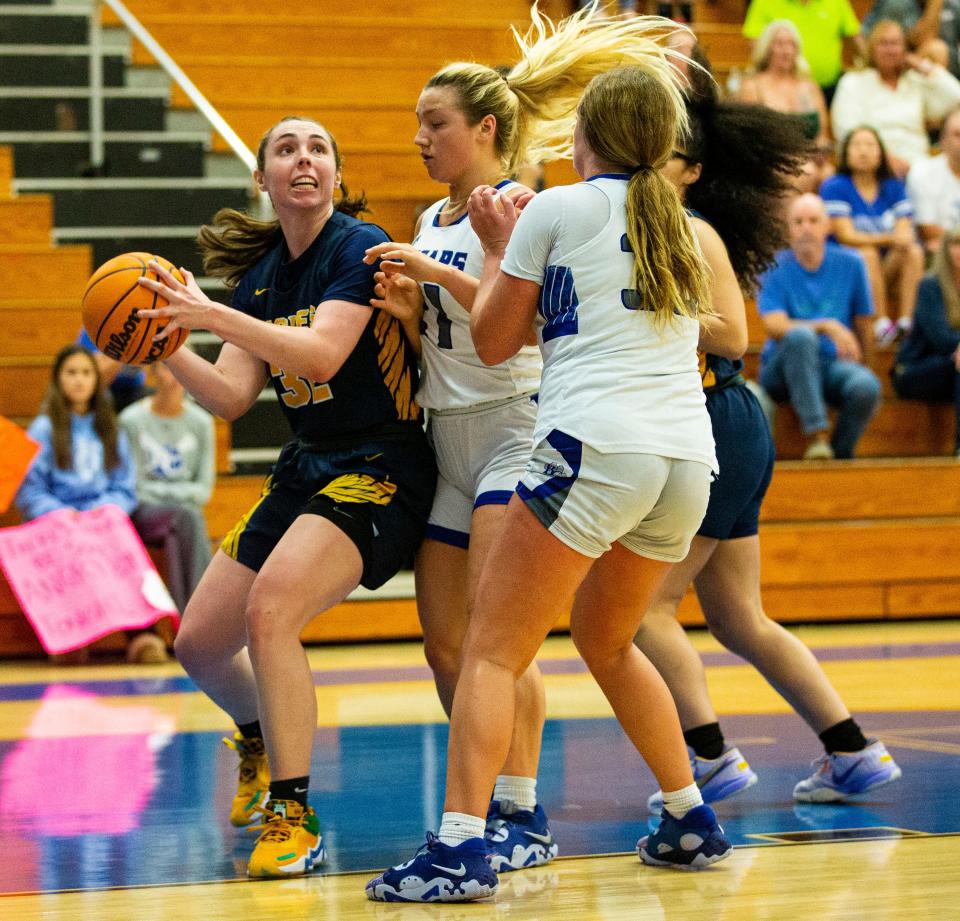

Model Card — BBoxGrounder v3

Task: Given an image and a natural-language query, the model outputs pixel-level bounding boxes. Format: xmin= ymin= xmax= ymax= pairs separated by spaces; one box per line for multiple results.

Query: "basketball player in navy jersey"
xmin=636 ymin=92 xmax=902 ymax=809
xmin=138 ymin=116 xmax=436 ymax=878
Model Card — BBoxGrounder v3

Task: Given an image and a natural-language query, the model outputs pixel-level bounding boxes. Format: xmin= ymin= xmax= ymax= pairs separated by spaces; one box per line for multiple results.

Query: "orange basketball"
xmin=81 ymin=252 xmax=188 ymax=365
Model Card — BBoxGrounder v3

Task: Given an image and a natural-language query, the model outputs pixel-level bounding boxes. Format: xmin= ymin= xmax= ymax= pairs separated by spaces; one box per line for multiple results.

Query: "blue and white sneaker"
xmin=647 ymin=746 xmax=758 ymax=814
xmin=638 ymin=804 xmax=733 ymax=870
xmin=365 ymin=833 xmax=498 ymax=903
xmin=793 ymin=740 xmax=902 ymax=803
xmin=485 ymin=799 xmax=559 ymax=872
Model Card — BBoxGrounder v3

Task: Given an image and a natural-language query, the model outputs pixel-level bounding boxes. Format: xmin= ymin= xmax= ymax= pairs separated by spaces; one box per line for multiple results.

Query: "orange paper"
xmin=0 ymin=416 xmax=39 ymax=514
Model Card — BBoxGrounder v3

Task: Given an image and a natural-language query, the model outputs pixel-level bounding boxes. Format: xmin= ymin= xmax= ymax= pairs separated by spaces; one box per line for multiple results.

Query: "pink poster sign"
xmin=0 ymin=505 xmax=179 ymax=654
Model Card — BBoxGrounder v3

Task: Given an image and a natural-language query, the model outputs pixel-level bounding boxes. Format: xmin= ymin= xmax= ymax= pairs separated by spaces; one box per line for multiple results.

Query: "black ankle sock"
xmin=684 ymin=722 xmax=726 ymax=761
xmin=819 ymin=718 xmax=868 ymax=755
xmin=237 ymin=719 xmax=263 ymax=741
xmin=270 ymin=776 xmax=310 ymax=809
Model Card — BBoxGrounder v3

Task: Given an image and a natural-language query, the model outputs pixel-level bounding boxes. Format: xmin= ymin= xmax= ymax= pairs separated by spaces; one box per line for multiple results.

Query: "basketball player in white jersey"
xmin=362 ymin=7 xmax=717 ymax=877
xmin=367 ymin=61 xmax=737 ymax=903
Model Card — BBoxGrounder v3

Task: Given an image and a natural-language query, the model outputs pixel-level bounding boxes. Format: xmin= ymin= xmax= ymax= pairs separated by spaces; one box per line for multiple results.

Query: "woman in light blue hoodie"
xmin=15 ymin=343 xmax=166 ymax=663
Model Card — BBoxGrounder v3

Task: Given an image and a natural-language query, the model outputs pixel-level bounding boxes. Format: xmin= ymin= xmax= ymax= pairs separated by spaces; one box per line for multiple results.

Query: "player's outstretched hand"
xmin=137 ymin=262 xmax=214 ymax=339
xmin=364 ymin=242 xmax=442 ymax=284
xmin=371 ymin=270 xmax=423 ymax=325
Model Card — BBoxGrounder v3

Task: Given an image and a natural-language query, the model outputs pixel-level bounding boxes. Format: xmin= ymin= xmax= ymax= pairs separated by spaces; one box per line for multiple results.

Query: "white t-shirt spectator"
xmin=906 ymin=152 xmax=960 ymax=233
xmin=831 ymin=67 xmax=960 ymax=164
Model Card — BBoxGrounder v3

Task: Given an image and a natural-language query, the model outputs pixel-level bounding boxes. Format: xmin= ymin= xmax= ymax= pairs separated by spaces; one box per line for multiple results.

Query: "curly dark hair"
xmin=681 ymin=95 xmax=812 ymax=294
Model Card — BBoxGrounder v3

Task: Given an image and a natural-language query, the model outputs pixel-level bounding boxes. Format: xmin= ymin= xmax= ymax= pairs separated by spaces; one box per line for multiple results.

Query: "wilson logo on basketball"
xmin=102 ymin=309 xmax=142 ymax=361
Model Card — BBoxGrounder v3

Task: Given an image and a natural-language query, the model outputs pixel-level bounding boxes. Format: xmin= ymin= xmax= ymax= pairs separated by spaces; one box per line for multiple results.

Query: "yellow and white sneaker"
xmin=247 ymin=800 xmax=326 ymax=878
xmin=223 ymin=732 xmax=270 ymax=827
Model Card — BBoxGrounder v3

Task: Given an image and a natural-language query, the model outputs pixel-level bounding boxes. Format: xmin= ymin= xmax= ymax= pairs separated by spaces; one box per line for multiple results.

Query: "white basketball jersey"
xmin=413 ymin=181 xmax=542 ymax=410
xmin=501 ymin=176 xmax=716 ymax=470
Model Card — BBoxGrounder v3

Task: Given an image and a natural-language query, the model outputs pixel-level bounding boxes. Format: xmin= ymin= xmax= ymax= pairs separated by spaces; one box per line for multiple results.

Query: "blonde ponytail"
xmin=580 ymin=66 xmax=710 ymax=325
xmin=427 ymin=4 xmax=698 ymax=176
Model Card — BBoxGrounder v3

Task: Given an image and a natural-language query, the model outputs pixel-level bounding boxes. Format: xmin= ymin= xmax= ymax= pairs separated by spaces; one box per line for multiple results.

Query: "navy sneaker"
xmin=638 ymin=804 xmax=733 ymax=870
xmin=485 ymin=799 xmax=559 ymax=872
xmin=365 ymin=833 xmax=498 ymax=902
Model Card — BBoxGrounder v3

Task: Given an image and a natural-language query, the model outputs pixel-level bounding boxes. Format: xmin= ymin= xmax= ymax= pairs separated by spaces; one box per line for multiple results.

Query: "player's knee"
xmin=173 ymin=622 xmax=206 ymax=674
xmin=244 ymin=594 xmax=285 ymax=650
xmin=570 ymin=624 xmax=626 ymax=671
xmin=704 ymin=604 xmax=769 ymax=651
xmin=422 ymin=636 xmax=461 ymax=687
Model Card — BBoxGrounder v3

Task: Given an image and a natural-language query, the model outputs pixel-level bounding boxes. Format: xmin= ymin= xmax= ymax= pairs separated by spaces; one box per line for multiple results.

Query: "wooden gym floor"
xmin=1 ymin=619 xmax=959 ymax=920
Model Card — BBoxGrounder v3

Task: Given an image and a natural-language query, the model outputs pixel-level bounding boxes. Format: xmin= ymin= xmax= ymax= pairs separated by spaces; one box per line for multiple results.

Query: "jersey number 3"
xmin=275 ymin=371 xmax=332 ymax=409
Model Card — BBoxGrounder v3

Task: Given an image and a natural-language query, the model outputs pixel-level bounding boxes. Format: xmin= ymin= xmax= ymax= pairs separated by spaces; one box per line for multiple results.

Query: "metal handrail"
xmin=89 ymin=0 xmax=257 ymax=177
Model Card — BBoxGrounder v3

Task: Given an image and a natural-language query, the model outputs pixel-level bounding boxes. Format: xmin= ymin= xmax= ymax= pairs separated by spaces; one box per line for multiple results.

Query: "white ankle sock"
xmin=661 ymin=783 xmax=703 ymax=820
xmin=492 ymin=774 xmax=537 ymax=811
xmin=437 ymin=812 xmax=486 ymax=846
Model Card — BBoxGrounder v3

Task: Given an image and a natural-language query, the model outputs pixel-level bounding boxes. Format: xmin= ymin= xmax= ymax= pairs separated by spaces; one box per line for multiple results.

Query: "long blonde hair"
xmin=933 ymin=227 xmax=960 ymax=329
xmin=199 ymin=116 xmax=367 ymax=288
xmin=751 ymin=19 xmax=811 ymax=77
xmin=427 ymin=4 xmax=691 ymax=176
xmin=578 ymin=66 xmax=709 ymax=324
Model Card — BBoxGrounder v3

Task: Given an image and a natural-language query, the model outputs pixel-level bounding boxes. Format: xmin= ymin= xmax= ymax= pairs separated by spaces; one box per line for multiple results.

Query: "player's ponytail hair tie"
xmin=630 ymin=164 xmax=653 ymax=174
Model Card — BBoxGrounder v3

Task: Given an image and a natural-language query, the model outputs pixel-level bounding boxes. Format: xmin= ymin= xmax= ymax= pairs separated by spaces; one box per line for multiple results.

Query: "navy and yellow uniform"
xmin=697 ymin=351 xmax=775 ymax=540
xmin=221 ymin=211 xmax=437 ymax=588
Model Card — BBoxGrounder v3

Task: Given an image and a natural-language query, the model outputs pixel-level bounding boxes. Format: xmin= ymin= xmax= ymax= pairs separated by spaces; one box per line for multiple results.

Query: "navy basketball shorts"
xmin=698 ymin=383 xmax=776 ymax=541
xmin=221 ymin=432 xmax=437 ymax=589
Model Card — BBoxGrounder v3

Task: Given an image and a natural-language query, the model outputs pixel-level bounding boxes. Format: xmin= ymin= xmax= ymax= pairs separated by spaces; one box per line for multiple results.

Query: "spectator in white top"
xmin=906 ymin=104 xmax=960 ymax=251
xmin=831 ymin=19 xmax=960 ymax=175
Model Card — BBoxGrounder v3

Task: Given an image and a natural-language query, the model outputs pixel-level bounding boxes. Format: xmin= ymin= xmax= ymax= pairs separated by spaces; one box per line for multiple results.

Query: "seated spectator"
xmin=78 ymin=327 xmax=149 ymax=413
xmin=907 ymin=104 xmax=960 ymax=250
xmin=743 ymin=0 xmax=861 ymax=102
xmin=15 ymin=344 xmax=169 ymax=663
xmin=737 ymin=20 xmax=834 ymax=188
xmin=821 ymin=125 xmax=924 ymax=344
xmin=737 ymin=20 xmax=832 ymax=146
xmin=758 ymin=193 xmax=882 ymax=459
xmin=859 ymin=0 xmax=957 ymax=76
xmin=891 ymin=227 xmax=960 ymax=456
xmin=831 ymin=20 xmax=960 ymax=175
xmin=119 ymin=361 xmax=215 ymax=614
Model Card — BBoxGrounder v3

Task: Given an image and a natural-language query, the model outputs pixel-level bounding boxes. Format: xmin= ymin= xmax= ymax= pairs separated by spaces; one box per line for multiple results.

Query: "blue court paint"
xmin=1 ymin=710 xmax=957 ymax=893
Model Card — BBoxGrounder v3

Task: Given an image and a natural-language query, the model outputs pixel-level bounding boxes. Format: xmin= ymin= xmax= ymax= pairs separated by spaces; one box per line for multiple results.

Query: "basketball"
xmin=81 ymin=252 xmax=188 ymax=365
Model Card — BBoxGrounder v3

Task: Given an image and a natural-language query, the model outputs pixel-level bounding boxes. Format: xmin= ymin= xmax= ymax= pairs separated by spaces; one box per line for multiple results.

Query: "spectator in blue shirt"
xmin=821 ymin=125 xmax=924 ymax=344
xmin=891 ymin=226 xmax=960 ymax=454
xmin=758 ymin=193 xmax=882 ymax=459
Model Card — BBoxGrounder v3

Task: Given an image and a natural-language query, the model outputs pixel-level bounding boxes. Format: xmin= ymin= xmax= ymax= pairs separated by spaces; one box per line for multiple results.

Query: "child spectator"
xmin=15 ymin=344 xmax=168 ymax=663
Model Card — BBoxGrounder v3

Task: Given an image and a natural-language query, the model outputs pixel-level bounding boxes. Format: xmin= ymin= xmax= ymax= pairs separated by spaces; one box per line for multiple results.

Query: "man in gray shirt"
xmin=120 ymin=362 xmax=215 ymax=612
